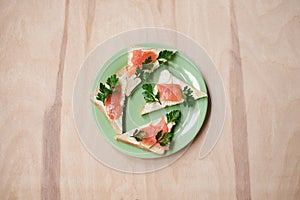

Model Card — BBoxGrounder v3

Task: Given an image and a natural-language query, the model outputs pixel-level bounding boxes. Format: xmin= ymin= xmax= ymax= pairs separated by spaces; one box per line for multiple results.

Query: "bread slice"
xmin=125 ymin=46 xmax=176 ymax=96
xmin=115 ymin=115 xmax=176 ymax=155
xmin=90 ymin=71 xmax=127 ymax=134
xmin=114 ymin=130 xmax=165 ymax=155
xmin=141 ymin=70 xmax=207 ymax=115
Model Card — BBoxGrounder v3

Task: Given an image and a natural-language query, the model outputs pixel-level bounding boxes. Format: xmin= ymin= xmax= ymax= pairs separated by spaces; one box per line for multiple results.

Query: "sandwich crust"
xmin=114 ymin=134 xmax=165 ymax=155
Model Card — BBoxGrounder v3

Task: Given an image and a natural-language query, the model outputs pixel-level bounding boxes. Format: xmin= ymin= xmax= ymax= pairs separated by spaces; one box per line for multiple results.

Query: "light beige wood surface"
xmin=1 ymin=0 xmax=299 ymax=199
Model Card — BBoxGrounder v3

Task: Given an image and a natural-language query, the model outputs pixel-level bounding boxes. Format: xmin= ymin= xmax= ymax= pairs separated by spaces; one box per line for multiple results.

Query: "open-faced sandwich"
xmin=125 ymin=46 xmax=176 ymax=96
xmin=141 ymin=70 xmax=207 ymax=115
xmin=91 ymin=46 xmax=177 ymax=134
xmin=90 ymin=70 xmax=128 ymax=134
xmin=115 ymin=110 xmax=181 ymax=155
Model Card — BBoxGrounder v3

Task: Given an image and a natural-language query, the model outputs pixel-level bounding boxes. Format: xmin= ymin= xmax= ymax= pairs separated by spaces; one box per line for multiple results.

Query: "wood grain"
xmin=229 ymin=0 xmax=251 ymax=199
xmin=233 ymin=1 xmax=300 ymax=199
xmin=0 ymin=0 xmax=299 ymax=199
xmin=41 ymin=0 xmax=69 ymax=199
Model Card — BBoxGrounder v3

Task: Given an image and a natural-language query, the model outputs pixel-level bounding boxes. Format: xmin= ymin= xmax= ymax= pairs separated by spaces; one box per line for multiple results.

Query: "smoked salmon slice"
xmin=131 ymin=50 xmax=158 ymax=66
xmin=141 ymin=117 xmax=169 ymax=149
xmin=127 ymin=50 xmax=158 ymax=77
xmin=105 ymin=85 xmax=123 ymax=120
xmin=91 ymin=72 xmax=127 ymax=134
xmin=157 ymin=84 xmax=183 ymax=102
xmin=142 ymin=117 xmax=169 ymax=138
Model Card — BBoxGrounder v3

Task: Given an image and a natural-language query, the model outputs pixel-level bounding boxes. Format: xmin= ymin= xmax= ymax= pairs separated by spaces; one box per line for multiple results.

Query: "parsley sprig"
xmin=132 ymin=129 xmax=146 ymax=141
xmin=142 ymin=83 xmax=161 ymax=104
xmin=153 ymin=131 xmax=174 ymax=147
xmin=182 ymin=86 xmax=196 ymax=107
xmin=107 ymin=74 xmax=118 ymax=89
xmin=135 ymin=56 xmax=154 ymax=82
xmin=96 ymin=74 xmax=119 ymax=105
xmin=151 ymin=110 xmax=181 ymax=148
xmin=157 ymin=50 xmax=176 ymax=64
xmin=166 ymin=110 xmax=181 ymax=124
xmin=143 ymin=56 xmax=152 ymax=64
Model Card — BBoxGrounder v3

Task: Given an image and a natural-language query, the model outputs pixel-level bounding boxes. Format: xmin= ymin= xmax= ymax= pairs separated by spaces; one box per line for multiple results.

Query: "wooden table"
xmin=1 ymin=1 xmax=299 ymax=199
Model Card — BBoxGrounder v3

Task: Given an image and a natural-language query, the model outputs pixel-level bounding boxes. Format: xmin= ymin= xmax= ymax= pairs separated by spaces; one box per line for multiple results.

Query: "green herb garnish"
xmin=142 ymin=83 xmax=161 ymax=104
xmin=150 ymin=130 xmax=174 ymax=147
xmin=107 ymin=74 xmax=119 ymax=89
xmin=143 ymin=56 xmax=152 ymax=64
xmin=159 ymin=132 xmax=174 ymax=146
xmin=96 ymin=74 xmax=119 ymax=105
xmin=132 ymin=129 xmax=146 ymax=141
xmin=157 ymin=50 xmax=176 ymax=64
xmin=135 ymin=56 xmax=154 ymax=82
xmin=135 ymin=67 xmax=150 ymax=81
xmin=166 ymin=110 xmax=181 ymax=124
xmin=183 ymin=86 xmax=196 ymax=107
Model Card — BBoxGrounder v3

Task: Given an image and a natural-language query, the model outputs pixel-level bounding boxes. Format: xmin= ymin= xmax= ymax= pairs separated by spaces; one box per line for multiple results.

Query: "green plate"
xmin=92 ymin=43 xmax=208 ymax=159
